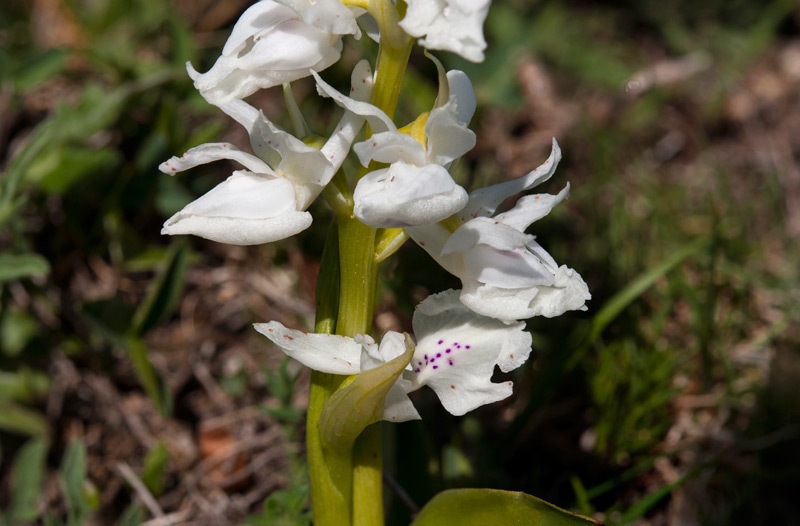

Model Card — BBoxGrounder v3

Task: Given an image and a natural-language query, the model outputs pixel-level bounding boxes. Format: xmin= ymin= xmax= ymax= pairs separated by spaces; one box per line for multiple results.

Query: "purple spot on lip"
xmin=436 ymin=353 xmax=442 ymax=358
xmin=466 ymin=345 xmax=471 ymax=349
xmin=448 ymin=359 xmax=454 ymax=366
xmin=445 ymin=349 xmax=451 ymax=353
xmin=433 ymin=365 xmax=439 ymax=369
xmin=438 ymin=339 xmax=444 ymax=345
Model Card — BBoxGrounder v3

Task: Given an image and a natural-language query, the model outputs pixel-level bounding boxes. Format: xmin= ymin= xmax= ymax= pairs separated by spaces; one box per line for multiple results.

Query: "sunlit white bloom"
xmin=254 ymin=290 xmax=532 ymax=420
xmin=159 ymin=61 xmax=373 ymax=245
xmin=400 ymin=0 xmax=491 ymax=62
xmin=187 ymin=0 xmax=360 ymax=104
xmin=407 ymin=140 xmax=591 ymax=321
xmin=314 ymin=59 xmax=476 ymax=228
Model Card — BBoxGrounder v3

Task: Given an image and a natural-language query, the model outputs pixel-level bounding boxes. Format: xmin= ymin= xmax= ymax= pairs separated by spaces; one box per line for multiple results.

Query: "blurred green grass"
xmin=2 ymin=0 xmax=799 ymax=524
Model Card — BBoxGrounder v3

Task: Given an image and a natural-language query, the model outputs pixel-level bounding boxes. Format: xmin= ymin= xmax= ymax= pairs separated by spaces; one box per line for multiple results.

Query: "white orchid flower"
xmin=399 ymin=0 xmax=491 ymax=62
xmin=187 ymin=0 xmax=360 ymax=104
xmin=159 ymin=61 xmax=373 ymax=245
xmin=254 ymin=289 xmax=532 ymax=421
xmin=314 ymin=57 xmax=476 ymax=228
xmin=406 ymin=140 xmax=591 ymax=321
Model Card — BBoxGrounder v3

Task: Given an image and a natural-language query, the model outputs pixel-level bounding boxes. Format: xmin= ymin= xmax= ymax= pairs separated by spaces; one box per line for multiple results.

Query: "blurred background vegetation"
xmin=1 ymin=0 xmax=799 ymax=524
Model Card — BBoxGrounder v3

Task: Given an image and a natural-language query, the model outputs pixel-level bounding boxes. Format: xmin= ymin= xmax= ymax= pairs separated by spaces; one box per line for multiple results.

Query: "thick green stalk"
xmin=337 ymin=216 xmax=382 ymax=526
xmin=308 ymin=224 xmax=351 ymax=526
xmin=349 ymin=30 xmax=412 ymax=526
xmin=310 ymin=8 xmax=412 ymax=522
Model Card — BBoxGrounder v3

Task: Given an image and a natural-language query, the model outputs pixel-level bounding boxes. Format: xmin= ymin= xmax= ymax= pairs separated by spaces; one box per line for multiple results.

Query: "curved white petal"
xmin=275 ymin=0 xmax=361 ymax=37
xmin=459 ymin=264 xmax=591 ymax=320
xmin=406 ymin=290 xmax=532 ymax=416
xmin=460 ymin=139 xmax=562 ymax=221
xmin=400 ymin=0 xmax=490 ymax=62
xmin=161 ymin=171 xmax=312 ymax=245
xmin=251 ymin=112 xmax=333 ymax=188
xmin=159 ymin=143 xmax=273 ymax=176
xmin=426 ymin=70 xmax=477 ymax=166
xmin=353 ymin=163 xmax=468 ymax=228
xmin=188 ymin=0 xmax=344 ymax=102
xmin=442 ymin=218 xmax=555 ymax=288
xmin=221 ymin=1 xmax=296 ymax=57
xmin=524 ymin=265 xmax=591 ymax=318
xmin=445 ymin=70 xmax=477 ymax=125
xmin=405 ymin=223 xmax=464 ymax=276
xmin=353 ymin=131 xmax=427 ymax=167
xmin=254 ymin=321 xmax=362 ymax=375
xmin=493 ymin=183 xmax=570 ymax=232
xmin=312 ymin=70 xmax=396 ymax=133
xmin=320 ymin=60 xmax=373 ymax=168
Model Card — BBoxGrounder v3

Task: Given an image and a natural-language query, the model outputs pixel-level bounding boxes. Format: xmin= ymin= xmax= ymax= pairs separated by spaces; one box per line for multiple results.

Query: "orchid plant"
xmin=160 ymin=1 xmax=593 ymax=524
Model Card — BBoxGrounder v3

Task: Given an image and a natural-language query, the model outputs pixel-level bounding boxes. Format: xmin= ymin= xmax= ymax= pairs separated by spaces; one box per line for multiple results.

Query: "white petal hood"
xmin=188 ymin=0 xmax=360 ymax=104
xmin=407 ymin=140 xmax=591 ymax=321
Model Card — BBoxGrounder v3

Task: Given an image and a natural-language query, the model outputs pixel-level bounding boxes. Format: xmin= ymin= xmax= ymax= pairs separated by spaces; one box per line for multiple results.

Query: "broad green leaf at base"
xmin=412 ymin=488 xmax=602 ymax=526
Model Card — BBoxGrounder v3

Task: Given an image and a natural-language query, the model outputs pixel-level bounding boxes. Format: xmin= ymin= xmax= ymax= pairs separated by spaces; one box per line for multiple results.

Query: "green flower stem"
xmin=369 ymin=33 xmax=413 ymax=128
xmin=337 ymin=215 xmax=383 ymax=526
xmin=308 ymin=223 xmax=352 ymax=526
xmin=352 ymin=424 xmax=384 ymax=526
xmin=307 ymin=372 xmax=351 ymax=525
xmin=348 ymin=29 xmax=412 ymax=526
xmin=310 ymin=13 xmax=413 ymax=523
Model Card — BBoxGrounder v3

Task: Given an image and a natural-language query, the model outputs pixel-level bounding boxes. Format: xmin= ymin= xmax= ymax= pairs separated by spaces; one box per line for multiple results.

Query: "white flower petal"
xmin=251 ymin=112 xmax=333 ymax=188
xmin=444 ymin=70 xmax=477 ymax=125
xmin=406 ymin=290 xmax=531 ymax=416
xmin=188 ymin=0 xmax=345 ymax=102
xmin=320 ymin=60 xmax=373 ymax=167
xmin=493 ymin=184 xmax=570 ymax=232
xmin=161 ymin=171 xmax=312 ymax=245
xmin=275 ymin=0 xmax=361 ymax=37
xmin=353 ymin=131 xmax=427 ymax=167
xmin=312 ymin=70 xmax=397 ymax=133
xmin=221 ymin=1 xmax=295 ymax=57
xmin=400 ymin=0 xmax=490 ymax=62
xmin=353 ymin=163 xmax=468 ymax=228
xmin=406 ymin=222 xmax=464 ymax=275
xmin=525 ymin=265 xmax=592 ymax=318
xmin=460 ymin=139 xmax=562 ymax=221
xmin=213 ymin=98 xmax=261 ymax=136
xmin=158 ymin=143 xmax=272 ymax=176
xmin=254 ymin=321 xmax=362 ymax=374
xmin=442 ymin=218 xmax=555 ymax=288
xmin=458 ymin=264 xmax=591 ymax=321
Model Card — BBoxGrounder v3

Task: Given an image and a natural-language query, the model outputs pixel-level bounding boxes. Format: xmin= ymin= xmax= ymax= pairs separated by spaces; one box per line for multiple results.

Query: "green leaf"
xmin=411 ymin=489 xmax=602 ymax=526
xmin=25 ymin=145 xmax=121 ymax=194
xmin=0 ymin=254 xmax=50 ymax=282
xmin=567 ymin=236 xmax=710 ymax=369
xmin=319 ymin=335 xmax=414 ymax=454
xmin=0 ymin=402 xmax=49 ymax=436
xmin=81 ymin=298 xmax=136 ymax=347
xmin=0 ymin=368 xmax=50 ymax=402
xmin=130 ymin=240 xmax=188 ymax=336
xmin=126 ymin=337 xmax=173 ymax=417
xmin=0 ymin=311 xmax=40 ymax=357
xmin=59 ymin=439 xmax=95 ymax=525
xmin=141 ymin=441 xmax=170 ymax=497
xmin=115 ymin=504 xmax=143 ymax=526
xmin=12 ymin=49 xmax=70 ymax=92
xmin=6 ymin=437 xmax=49 ymax=523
